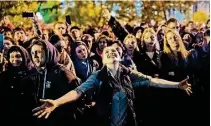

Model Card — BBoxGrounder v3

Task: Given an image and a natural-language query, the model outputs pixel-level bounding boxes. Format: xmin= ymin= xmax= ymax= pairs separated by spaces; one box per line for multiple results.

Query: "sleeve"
xmin=108 ymin=16 xmax=129 ymax=42
xmin=74 ymin=71 xmax=100 ymax=95
xmin=130 ymin=70 xmax=179 ymax=89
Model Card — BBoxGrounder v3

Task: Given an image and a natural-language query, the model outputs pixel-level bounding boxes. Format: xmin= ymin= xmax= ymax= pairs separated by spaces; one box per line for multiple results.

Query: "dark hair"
xmin=187 ymin=21 xmax=194 ymax=26
xmin=13 ymin=27 xmax=25 ymax=34
xmin=63 ymin=34 xmax=73 ymax=43
xmin=110 ymin=40 xmax=125 ymax=51
xmin=49 ymin=35 xmax=62 ymax=45
xmin=167 ymin=18 xmax=178 ymax=25
xmin=81 ymin=34 xmax=93 ymax=46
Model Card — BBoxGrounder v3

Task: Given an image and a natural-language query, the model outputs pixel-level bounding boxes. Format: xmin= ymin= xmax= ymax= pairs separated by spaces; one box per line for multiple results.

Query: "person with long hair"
xmin=160 ymin=28 xmax=198 ymax=126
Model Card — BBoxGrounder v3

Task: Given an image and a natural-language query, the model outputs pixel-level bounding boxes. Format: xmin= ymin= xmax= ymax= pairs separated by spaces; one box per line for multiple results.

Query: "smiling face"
xmin=102 ymin=46 xmax=121 ymax=65
xmin=9 ymin=51 xmax=23 ymax=67
xmin=75 ymin=45 xmax=88 ymax=60
xmin=166 ymin=32 xmax=179 ymax=51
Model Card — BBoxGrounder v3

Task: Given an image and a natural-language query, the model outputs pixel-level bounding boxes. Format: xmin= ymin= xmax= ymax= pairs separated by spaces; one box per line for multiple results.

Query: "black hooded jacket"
xmin=30 ymin=40 xmax=79 ymax=126
xmin=0 ymin=46 xmax=37 ymax=125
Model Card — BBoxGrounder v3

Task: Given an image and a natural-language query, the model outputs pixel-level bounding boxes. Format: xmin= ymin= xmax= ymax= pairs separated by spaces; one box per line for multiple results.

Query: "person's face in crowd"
xmin=98 ymin=38 xmax=107 ymax=51
xmin=188 ymin=22 xmax=194 ymax=30
xmin=42 ymin=30 xmax=49 ymax=41
xmin=168 ymin=22 xmax=178 ymax=30
xmin=4 ymin=31 xmax=12 ymax=38
xmin=3 ymin=16 xmax=10 ymax=25
xmin=158 ymin=30 xmax=164 ymax=42
xmin=124 ymin=38 xmax=137 ymax=52
xmin=31 ymin=44 xmax=46 ymax=68
xmin=26 ymin=29 xmax=33 ymax=36
xmin=183 ymin=34 xmax=192 ymax=47
xmin=112 ymin=43 xmax=123 ymax=58
xmin=102 ymin=46 xmax=121 ymax=65
xmin=71 ymin=29 xmax=81 ymax=40
xmin=83 ymin=36 xmax=93 ymax=51
xmin=9 ymin=51 xmax=22 ymax=67
xmin=63 ymin=36 xmax=70 ymax=49
xmin=3 ymin=39 xmax=13 ymax=52
xmin=143 ymin=31 xmax=156 ymax=51
xmin=135 ymin=29 xmax=142 ymax=39
xmin=14 ymin=30 xmax=26 ymax=42
xmin=166 ymin=32 xmax=179 ymax=51
xmin=75 ymin=45 xmax=88 ymax=60
xmin=54 ymin=23 xmax=66 ymax=35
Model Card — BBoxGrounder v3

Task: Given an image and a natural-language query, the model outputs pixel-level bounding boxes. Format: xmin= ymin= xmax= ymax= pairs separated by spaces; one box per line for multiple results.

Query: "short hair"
xmin=187 ymin=21 xmax=194 ymax=26
xmin=167 ymin=18 xmax=178 ymax=25
xmin=13 ymin=27 xmax=25 ymax=34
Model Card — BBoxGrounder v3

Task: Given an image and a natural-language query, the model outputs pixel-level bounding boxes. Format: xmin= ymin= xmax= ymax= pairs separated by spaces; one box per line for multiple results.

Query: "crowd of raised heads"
xmin=0 ymin=11 xmax=209 ymax=126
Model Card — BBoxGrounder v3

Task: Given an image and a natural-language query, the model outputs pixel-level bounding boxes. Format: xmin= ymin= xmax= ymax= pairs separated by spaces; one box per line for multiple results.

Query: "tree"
xmin=141 ymin=1 xmax=196 ymax=23
xmin=193 ymin=10 xmax=209 ymax=24
xmin=1 ymin=1 xmax=40 ymax=27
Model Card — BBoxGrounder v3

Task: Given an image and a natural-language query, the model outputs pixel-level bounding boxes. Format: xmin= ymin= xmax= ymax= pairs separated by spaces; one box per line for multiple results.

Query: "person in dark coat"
xmin=29 ymin=40 xmax=79 ymax=126
xmin=33 ymin=46 xmax=192 ymax=126
xmin=0 ymin=46 xmax=37 ymax=125
xmin=135 ymin=28 xmax=162 ymax=126
xmin=160 ymin=28 xmax=200 ymax=126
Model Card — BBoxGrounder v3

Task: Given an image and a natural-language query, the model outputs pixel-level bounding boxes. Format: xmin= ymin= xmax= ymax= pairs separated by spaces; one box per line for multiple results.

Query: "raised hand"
xmin=178 ymin=76 xmax=192 ymax=95
xmin=32 ymin=99 xmax=58 ymax=119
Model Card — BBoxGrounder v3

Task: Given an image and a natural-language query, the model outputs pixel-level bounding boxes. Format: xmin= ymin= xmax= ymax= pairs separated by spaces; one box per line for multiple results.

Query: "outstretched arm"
xmin=33 ymin=71 xmax=100 ymax=118
xmin=131 ymin=70 xmax=192 ymax=95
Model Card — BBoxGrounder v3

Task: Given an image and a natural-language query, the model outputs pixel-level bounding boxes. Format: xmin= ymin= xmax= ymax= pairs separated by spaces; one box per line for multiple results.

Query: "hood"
xmin=7 ymin=45 xmax=33 ymax=71
xmin=71 ymin=41 xmax=89 ymax=61
xmin=30 ymin=40 xmax=60 ymax=67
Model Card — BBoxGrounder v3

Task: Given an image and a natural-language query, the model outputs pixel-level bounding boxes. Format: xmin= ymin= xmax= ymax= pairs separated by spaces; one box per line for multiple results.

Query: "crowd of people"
xmin=0 ymin=9 xmax=209 ymax=126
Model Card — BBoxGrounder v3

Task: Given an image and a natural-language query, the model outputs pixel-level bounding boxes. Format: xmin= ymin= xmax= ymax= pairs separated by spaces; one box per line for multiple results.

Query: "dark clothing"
xmin=0 ymin=46 xmax=37 ymax=125
xmin=108 ymin=16 xmax=129 ymax=42
xmin=30 ymin=40 xmax=78 ymax=126
xmin=159 ymin=52 xmax=199 ymax=126
xmin=134 ymin=51 xmax=162 ymax=126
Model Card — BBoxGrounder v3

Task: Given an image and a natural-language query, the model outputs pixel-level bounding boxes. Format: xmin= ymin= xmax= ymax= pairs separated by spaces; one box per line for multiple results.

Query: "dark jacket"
xmin=138 ymin=51 xmax=161 ymax=77
xmin=0 ymin=46 xmax=37 ymax=125
xmin=159 ymin=51 xmax=199 ymax=126
xmin=30 ymin=40 xmax=79 ymax=126
xmin=95 ymin=66 xmax=137 ymax=126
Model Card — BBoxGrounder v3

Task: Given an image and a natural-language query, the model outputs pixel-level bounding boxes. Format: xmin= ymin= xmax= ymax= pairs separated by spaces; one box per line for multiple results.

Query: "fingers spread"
xmin=45 ymin=112 xmax=50 ymax=119
xmin=32 ymin=106 xmax=45 ymax=112
xmin=33 ymin=110 xmax=44 ymax=116
xmin=38 ymin=111 xmax=47 ymax=118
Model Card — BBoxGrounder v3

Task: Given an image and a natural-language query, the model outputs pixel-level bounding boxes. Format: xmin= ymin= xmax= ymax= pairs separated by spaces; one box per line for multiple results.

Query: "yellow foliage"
xmin=193 ymin=10 xmax=209 ymax=24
